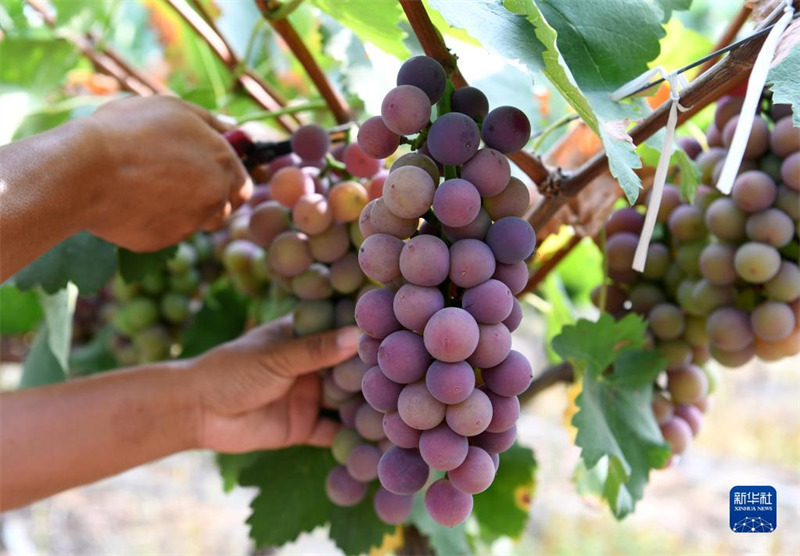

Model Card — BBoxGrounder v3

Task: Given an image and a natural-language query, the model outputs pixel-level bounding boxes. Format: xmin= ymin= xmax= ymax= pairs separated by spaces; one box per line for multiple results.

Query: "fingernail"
xmin=336 ymin=326 xmax=361 ymax=350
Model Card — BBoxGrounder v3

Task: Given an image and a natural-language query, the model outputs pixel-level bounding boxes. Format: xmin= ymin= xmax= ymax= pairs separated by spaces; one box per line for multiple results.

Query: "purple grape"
xmin=355 ymin=288 xmax=401 ymax=339
xmin=482 ymin=350 xmax=532 ymax=397
xmin=484 ymin=389 xmax=520 ymax=433
xmin=322 ymin=372 xmax=351 ymax=408
xmin=606 ymin=207 xmax=644 ymax=237
xmin=326 ymin=465 xmax=367 ymax=507
xmin=378 ymin=330 xmax=431 ymax=384
xmin=462 ymin=279 xmax=514 ymax=324
xmin=481 ymin=106 xmax=531 ymax=153
xmin=745 ymin=208 xmax=794 ymax=248
xmin=461 ymin=148 xmax=511 ymax=197
xmin=433 ymin=178 xmax=482 ymax=228
xmin=471 ymin=425 xmax=517 ymax=454
xmin=674 ymin=404 xmax=703 ymax=436
xmin=358 ymin=233 xmax=403 ymax=283
xmin=362 ymin=366 xmax=403 ymax=412
xmin=378 ymin=447 xmax=430 ymax=495
xmin=397 ymin=56 xmax=446 ymax=103
xmin=668 ymin=205 xmax=706 ymax=242
xmin=446 ymin=388 xmax=493 ymax=437
xmin=369 ymin=197 xmax=419 ymax=239
xmin=699 ymin=243 xmax=737 ymax=286
xmin=451 ymin=86 xmax=489 ymax=120
xmin=343 ymin=143 xmax=381 ymax=178
xmin=483 ymin=177 xmax=531 ymax=220
xmin=448 ymin=446 xmax=495 ymax=494
xmin=291 ymin=124 xmax=330 ymax=163
xmin=732 ymin=170 xmax=777 ymax=213
xmin=424 ymin=479 xmax=473 ymax=527
xmin=332 ymin=356 xmax=370 ymax=393
xmin=490 ymin=452 xmax=500 ymax=470
xmin=400 ymin=235 xmax=450 ymax=286
xmin=381 ymin=85 xmax=432 ymax=135
xmin=383 ymin=165 xmax=436 ymax=219
xmin=382 ymin=411 xmax=422 ymax=449
xmin=346 ymin=444 xmax=382 ymax=482
xmin=605 ymin=232 xmax=638 ymax=272
xmin=782 ymin=152 xmax=800 ymax=190
xmin=419 ymin=424 xmax=469 ymax=471
xmin=355 ymin=403 xmax=386 ymax=441
xmin=373 ymin=487 xmax=414 ymax=525
xmin=706 ymin=307 xmax=754 ymax=351
xmin=423 ymin=307 xmax=480 ymax=362
xmin=493 ymin=262 xmax=529 ymax=295
xmin=358 ymin=334 xmax=381 ymax=366
xmin=485 ymin=217 xmax=536 ymax=264
xmin=392 ymin=284 xmax=445 ymax=332
xmin=358 ymin=116 xmax=400 ymax=159
xmin=503 ymin=298 xmax=523 ymax=332
xmin=468 ymin=323 xmax=512 ymax=368
xmin=398 ymin=381 xmax=446 ymax=430
xmin=427 ymin=112 xmax=481 ymax=165
xmin=449 ymin=239 xmax=496 ymax=288
xmin=426 ymin=360 xmax=476 ymax=404
xmin=442 ymin=208 xmax=492 ymax=242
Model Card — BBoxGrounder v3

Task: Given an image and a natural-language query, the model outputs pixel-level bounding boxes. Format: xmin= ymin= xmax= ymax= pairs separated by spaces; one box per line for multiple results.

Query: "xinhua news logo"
xmin=730 ymin=486 xmax=777 ymax=533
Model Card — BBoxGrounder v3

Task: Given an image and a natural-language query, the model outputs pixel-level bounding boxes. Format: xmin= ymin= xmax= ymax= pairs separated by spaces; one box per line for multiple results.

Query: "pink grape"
xmin=446 ymin=388 xmax=493 ymax=437
xmin=400 ymin=235 xmax=450 ymax=286
xmin=462 ymin=279 xmax=514 ymax=324
xmin=426 ymin=360 xmax=476 ymax=404
xmin=392 ymin=284 xmax=445 ymax=332
xmin=326 ymin=466 xmax=367 ymax=507
xmin=355 ymin=288 xmax=401 ymax=339
xmin=378 ymin=447 xmax=430 ymax=495
xmin=382 ymin=411 xmax=422 ymax=449
xmin=423 ymin=307 xmax=480 ymax=362
xmin=461 ymin=148 xmax=511 ymax=197
xmin=373 ymin=487 xmax=414 ymax=525
xmin=361 ymin=366 xmax=403 ymax=412
xmin=397 ymin=381 xmax=446 ymax=430
xmin=381 ymin=85 xmax=431 ymax=135
xmin=486 ymin=217 xmax=537 ymax=264
xmin=378 ymin=330 xmax=431 ymax=384
xmin=419 ymin=424 xmax=469 ymax=471
xmin=471 ymin=425 xmax=517 ymax=454
xmin=449 ymin=239 xmax=496 ymax=288
xmin=448 ymin=446 xmax=495 ymax=494
xmin=425 ymin=479 xmax=473 ymax=527
xmin=433 ymin=178 xmax=482 ymax=228
xmin=484 ymin=389 xmax=520 ymax=433
xmin=346 ymin=444 xmax=382 ymax=482
xmin=482 ymin=350 xmax=532 ymax=397
xmin=468 ymin=323 xmax=512 ymax=369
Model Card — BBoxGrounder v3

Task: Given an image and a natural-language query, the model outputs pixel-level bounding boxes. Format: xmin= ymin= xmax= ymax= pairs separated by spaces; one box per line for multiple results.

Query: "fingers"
xmin=180 ymin=99 xmax=234 ymax=133
xmin=306 ymin=418 xmax=341 ymax=447
xmin=260 ymin=325 xmax=361 ymax=379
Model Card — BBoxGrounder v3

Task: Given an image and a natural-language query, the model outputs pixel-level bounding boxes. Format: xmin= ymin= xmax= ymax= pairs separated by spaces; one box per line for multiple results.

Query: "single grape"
xmin=357 ymin=116 xmax=400 ymax=159
xmin=390 ymin=152 xmax=440 ymax=184
xmin=451 ymin=86 xmax=489 ymax=120
xmin=332 ymin=428 xmax=361 ymax=464
xmin=714 ymin=95 xmax=744 ymax=130
xmin=699 ymin=243 xmax=737 ymax=286
xmin=330 ymin=252 xmax=365 ymax=294
xmin=481 ymin=106 xmax=531 ymax=153
xmin=396 ymin=56 xmax=446 ymax=103
xmin=471 ymin=425 xmax=517 ymax=454
xmin=765 ymin=262 xmax=800 ymax=302
xmin=247 ymin=201 xmax=291 ymax=248
xmin=373 ymin=487 xmax=414 ymax=525
xmin=606 ymin=207 xmax=645 ymax=237
xmin=355 ymin=403 xmax=386 ymax=441
xmin=367 ymin=171 xmax=388 ymax=201
xmin=329 ymin=180 xmax=368 ymax=223
xmin=425 ymin=479 xmax=473 ymax=527
xmin=629 ymin=282 xmax=666 ymax=315
xmin=419 ymin=424 xmax=469 ymax=471
xmin=652 ymin=391 xmax=674 ymax=425
xmin=657 ymin=339 xmax=693 ymax=371
xmin=734 ymin=242 xmax=781 ymax=283
xmin=427 ymin=112 xmax=481 ymax=165
xmin=381 ymin=85 xmax=432 ymax=135
xmin=482 ymin=350 xmax=533 ymax=397
xmin=382 ymin=411 xmax=422 ymax=449
xmin=775 ymin=185 xmax=800 ymax=219
xmin=392 ymin=284 xmax=445 ymax=332
xmin=678 ymin=136 xmax=702 ymax=160
xmin=426 ymin=361 xmax=476 ymax=405
xmin=781 ymin=151 xmax=800 ymax=191
xmin=423 ymin=307 xmax=480 ymax=362
xmin=343 ymin=143 xmax=381 ymax=178
xmin=674 ymin=404 xmax=703 ymax=436
xmin=503 ymin=298 xmax=523 ymax=333
xmin=668 ymin=205 xmax=706 ymax=242
xmin=751 ymin=301 xmax=795 ymax=342
xmin=378 ymin=330 xmax=431 ymax=384
xmin=291 ymin=124 xmax=330 ymax=161
xmin=355 ymin=288 xmax=401 ymax=339
xmin=696 ymin=149 xmax=727 ymax=184
xmin=694 ymin=184 xmax=722 ymax=212
xmin=271 ymin=167 xmax=314 ymax=208
xmin=648 ymin=303 xmax=686 ymax=341
xmin=493 ymin=262 xmax=529 ymax=295
xmin=660 ymin=416 xmax=692 ymax=455
xmin=346 ymin=444 xmax=382 ymax=482
xmin=468 ymin=323 xmax=512 ymax=369
xmin=445 ymin=388 xmax=493 ymax=437
xmin=668 ymin=365 xmax=708 ymax=405
xmin=369 ymin=197 xmax=418 ymax=238
xmin=448 ymin=446 xmax=495 ymax=494
xmin=484 ymin=389 xmax=520 ymax=433
xmin=675 ymin=242 xmax=705 ymax=276
xmin=642 ymin=243 xmax=671 ymax=281
xmin=309 ymin=223 xmax=350 ymax=262
xmin=706 ymin=306 xmax=753 ymax=350
xmin=745 ymin=208 xmax=794 ymax=247
xmin=731 ymin=170 xmax=777 ymax=213
xmin=705 ymin=198 xmax=746 ymax=242
xmin=382 ymin=166 xmax=436 ymax=219
xmin=449 ymin=239 xmax=496 ymax=288
xmin=291 ymin=263 xmax=333 ymax=300
xmin=483 ymin=177 xmax=531 ymax=220
xmin=485 ymin=217 xmax=536 ymax=265
xmin=160 ymin=292 xmax=190 ymax=324
xmin=398 ymin=381 xmax=446 ymax=430
xmin=684 ymin=315 xmax=709 ymax=347
xmin=332 ymin=356 xmax=370 ymax=394
xmin=400 ymin=235 xmax=450 ymax=286
xmin=462 ymin=279 xmax=514 ymax=324
xmin=433 ymin=178 xmax=482 ymax=228
xmin=442 ymin=208 xmax=492 ymax=242
xmin=722 ymin=115 xmax=769 ymax=159
xmin=710 ymin=343 xmax=755 ymax=368
xmin=605 ymin=232 xmax=638 ymax=272
xmin=358 ymin=334 xmax=381 ymax=366
xmin=461 ymin=148 xmax=511 ymax=197
xmin=339 ymin=398 xmax=362 ymax=429
xmin=591 ymin=284 xmax=628 ymax=313
xmin=358 ymin=233 xmax=404 ymax=283
xmin=326 ymin=465 xmax=367 ymax=507
xmin=378 ymin=447 xmax=429 ymax=495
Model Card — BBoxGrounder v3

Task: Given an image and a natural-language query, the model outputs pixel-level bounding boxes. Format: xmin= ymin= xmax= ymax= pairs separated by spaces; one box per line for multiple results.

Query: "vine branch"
xmin=519 ymin=361 xmax=574 ymax=404
xmin=255 ymin=0 xmax=352 ymax=124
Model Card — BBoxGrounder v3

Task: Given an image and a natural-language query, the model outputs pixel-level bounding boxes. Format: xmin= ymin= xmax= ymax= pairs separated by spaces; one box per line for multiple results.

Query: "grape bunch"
xmin=337 ymin=55 xmax=536 ymax=527
xmin=106 ymin=234 xmax=216 ymax=365
xmin=594 ymin=92 xmax=799 ymax=462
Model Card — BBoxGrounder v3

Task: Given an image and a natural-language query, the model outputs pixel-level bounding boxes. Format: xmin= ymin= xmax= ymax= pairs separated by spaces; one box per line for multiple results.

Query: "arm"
xmin=0 ymin=320 xmax=360 ymax=511
xmin=0 ymin=96 xmax=252 ymax=281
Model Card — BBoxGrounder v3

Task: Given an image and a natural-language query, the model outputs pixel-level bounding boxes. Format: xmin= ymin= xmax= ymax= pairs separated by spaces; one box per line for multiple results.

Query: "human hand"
xmin=185 ymin=318 xmax=361 ymax=453
xmin=84 ymin=96 xmax=252 ymax=251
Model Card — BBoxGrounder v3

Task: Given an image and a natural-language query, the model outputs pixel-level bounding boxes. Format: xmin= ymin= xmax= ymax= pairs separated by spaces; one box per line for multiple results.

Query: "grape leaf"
xmin=312 ymin=0 xmax=410 ymax=59
xmin=117 ymin=246 xmax=178 ymax=283
xmin=37 ymin=285 xmax=77 ymax=372
xmin=70 ymin=326 xmax=118 ymax=376
xmin=20 ymin=326 xmax=66 ymax=389
xmin=0 ymin=283 xmax=43 ymax=335
xmin=473 ymin=443 xmax=536 ymax=540
xmin=552 ymin=314 xmax=670 ymax=518
xmin=216 ymin=452 xmax=263 ymax=493
xmin=654 ymin=0 xmax=692 ymax=22
xmin=410 ymin=494 xmax=471 ymax=555
xmin=638 ymin=130 xmax=701 ymax=202
xmin=767 ymin=42 xmax=800 ymax=126
xmin=12 ymin=231 xmax=116 ymax=295
xmin=180 ymin=280 xmax=249 ymax=358
xmin=240 ymin=447 xmax=335 ymax=548
xmin=0 ymin=38 xmax=78 ymax=97
xmin=329 ymin=485 xmax=394 ymax=554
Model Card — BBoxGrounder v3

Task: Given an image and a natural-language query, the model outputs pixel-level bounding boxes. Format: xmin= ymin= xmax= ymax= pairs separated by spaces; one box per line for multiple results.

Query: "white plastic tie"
xmin=715 ymin=0 xmax=795 ymax=195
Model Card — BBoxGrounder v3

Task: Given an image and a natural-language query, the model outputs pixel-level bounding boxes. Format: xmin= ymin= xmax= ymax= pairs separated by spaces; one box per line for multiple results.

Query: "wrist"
xmin=160 ymin=359 xmax=205 ymax=452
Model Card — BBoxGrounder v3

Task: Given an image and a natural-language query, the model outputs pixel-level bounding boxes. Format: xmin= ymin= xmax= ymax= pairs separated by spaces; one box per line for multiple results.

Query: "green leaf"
xmin=70 ymin=326 xmax=118 ymax=376
xmin=0 ymin=283 xmax=43 ymax=335
xmin=0 ymin=37 xmax=78 ymax=97
xmin=240 ymin=447 xmax=335 ymax=548
xmin=553 ymin=315 xmax=670 ymax=518
xmin=767 ymin=43 xmax=800 ymax=127
xmin=410 ymin=493 xmax=471 ymax=555
xmin=13 ymin=232 xmax=116 ymax=295
xmin=654 ymin=0 xmax=692 ymax=22
xmin=329 ymin=485 xmax=394 ymax=554
xmin=117 ymin=246 xmax=178 ymax=283
xmin=180 ymin=280 xmax=249 ymax=358
xmin=216 ymin=452 xmax=263 ymax=493
xmin=257 ymin=283 xmax=298 ymax=324
xmin=473 ymin=443 xmax=536 ymax=540
xmin=37 ymin=285 xmax=77 ymax=371
xmin=555 ymin=237 xmax=604 ymax=306
xmin=638 ymin=130 xmax=701 ymax=202
xmin=537 ymin=276 xmax=575 ymax=364
xmin=20 ymin=326 xmax=66 ymax=389
xmin=312 ymin=0 xmax=410 ymax=59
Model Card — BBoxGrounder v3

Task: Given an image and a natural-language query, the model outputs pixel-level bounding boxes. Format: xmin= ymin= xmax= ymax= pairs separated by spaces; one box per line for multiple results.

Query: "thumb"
xmin=260 ymin=325 xmax=361 ymax=378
